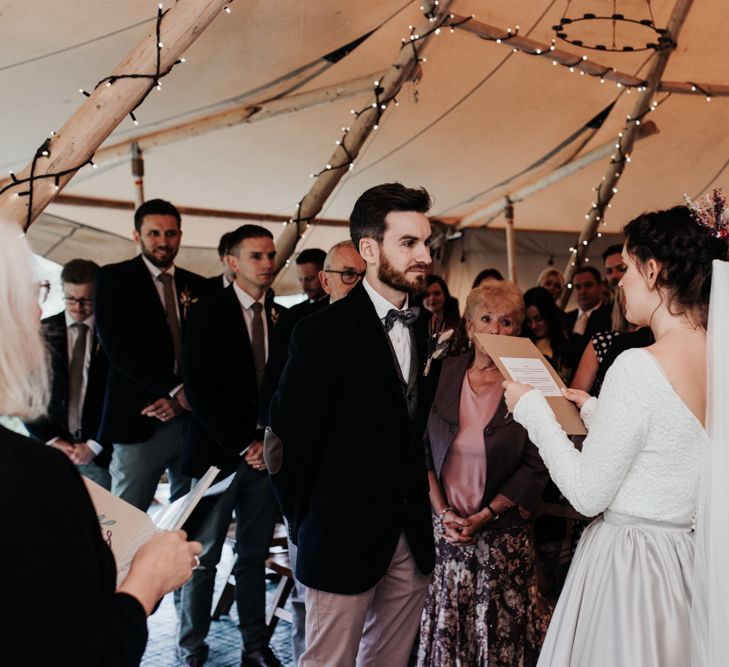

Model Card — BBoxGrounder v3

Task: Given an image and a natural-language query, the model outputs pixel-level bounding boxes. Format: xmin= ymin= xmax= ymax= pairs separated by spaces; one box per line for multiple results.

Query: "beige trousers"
xmin=299 ymin=533 xmax=431 ymax=667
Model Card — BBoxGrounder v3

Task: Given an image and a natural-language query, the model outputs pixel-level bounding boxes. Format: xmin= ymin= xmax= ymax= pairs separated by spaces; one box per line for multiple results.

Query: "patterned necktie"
xmin=250 ymin=302 xmax=266 ymax=389
xmin=384 ymin=307 xmax=420 ymax=332
xmin=68 ymin=322 xmax=88 ymax=438
xmin=157 ymin=272 xmax=184 ymax=372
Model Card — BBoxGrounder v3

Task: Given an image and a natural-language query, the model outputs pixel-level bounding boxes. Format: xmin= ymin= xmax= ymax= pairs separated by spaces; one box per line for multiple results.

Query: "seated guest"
xmin=207 ymin=231 xmax=235 ymax=291
xmin=562 ymin=266 xmax=611 ymax=374
xmin=472 ymin=267 xmax=504 ymax=287
xmin=0 ymin=219 xmax=201 ymax=666
xmin=295 ymin=248 xmax=327 ymax=302
xmin=24 ymin=258 xmax=112 ymax=489
xmin=418 ymin=281 xmax=551 ymax=667
xmin=536 ymin=268 xmax=566 ymax=304
xmin=523 ymin=286 xmax=571 ymax=382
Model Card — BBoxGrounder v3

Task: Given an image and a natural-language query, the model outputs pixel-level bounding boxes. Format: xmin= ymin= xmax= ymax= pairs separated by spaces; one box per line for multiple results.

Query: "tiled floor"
xmin=141 ymin=543 xmax=294 ymax=667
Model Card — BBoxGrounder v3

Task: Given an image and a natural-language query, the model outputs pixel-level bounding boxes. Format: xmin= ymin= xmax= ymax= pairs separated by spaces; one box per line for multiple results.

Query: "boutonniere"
xmin=179 ymin=287 xmax=198 ymax=319
xmin=424 ymin=328 xmax=454 ymax=377
xmin=270 ymin=305 xmax=281 ymax=326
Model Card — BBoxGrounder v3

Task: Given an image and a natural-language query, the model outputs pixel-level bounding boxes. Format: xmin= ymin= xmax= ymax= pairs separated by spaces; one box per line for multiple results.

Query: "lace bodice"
xmin=513 ymin=348 xmax=707 ymax=522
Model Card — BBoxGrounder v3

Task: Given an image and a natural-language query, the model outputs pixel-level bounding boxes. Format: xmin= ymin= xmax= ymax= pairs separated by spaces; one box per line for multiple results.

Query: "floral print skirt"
xmin=417 ymin=517 xmax=551 ymax=667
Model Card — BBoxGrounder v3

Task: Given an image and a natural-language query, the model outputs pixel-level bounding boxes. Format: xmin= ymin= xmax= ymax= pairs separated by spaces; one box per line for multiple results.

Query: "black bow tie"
xmin=384 ymin=307 xmax=420 ymax=332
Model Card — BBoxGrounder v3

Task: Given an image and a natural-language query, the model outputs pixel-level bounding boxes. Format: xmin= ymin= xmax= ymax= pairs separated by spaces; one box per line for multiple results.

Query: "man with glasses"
xmin=258 ymin=239 xmax=365 ymax=665
xmin=25 ymin=259 xmax=112 ymax=488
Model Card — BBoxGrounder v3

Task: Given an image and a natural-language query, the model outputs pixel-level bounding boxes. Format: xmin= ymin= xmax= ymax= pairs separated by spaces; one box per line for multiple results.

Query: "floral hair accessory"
xmin=684 ymin=189 xmax=729 ymax=239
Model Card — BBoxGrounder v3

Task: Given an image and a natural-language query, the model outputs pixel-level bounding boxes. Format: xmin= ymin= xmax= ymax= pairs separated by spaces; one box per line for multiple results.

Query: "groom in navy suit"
xmin=94 ymin=198 xmax=210 ymax=510
xmin=267 ymin=183 xmax=440 ymax=666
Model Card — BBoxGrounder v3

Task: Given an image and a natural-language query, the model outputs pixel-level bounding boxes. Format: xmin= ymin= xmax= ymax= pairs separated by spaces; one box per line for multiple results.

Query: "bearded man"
xmin=266 ymin=183 xmax=441 ymax=667
xmin=94 ymin=198 xmax=210 ymax=510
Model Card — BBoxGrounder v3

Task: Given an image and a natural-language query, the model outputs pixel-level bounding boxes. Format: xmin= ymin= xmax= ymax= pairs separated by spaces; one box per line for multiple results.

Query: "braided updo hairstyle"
xmin=623 ymin=205 xmax=729 ymax=327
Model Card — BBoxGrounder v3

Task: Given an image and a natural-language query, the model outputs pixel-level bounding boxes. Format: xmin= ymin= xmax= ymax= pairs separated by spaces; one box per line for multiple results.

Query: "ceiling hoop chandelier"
xmin=553 ymin=0 xmax=673 ymax=52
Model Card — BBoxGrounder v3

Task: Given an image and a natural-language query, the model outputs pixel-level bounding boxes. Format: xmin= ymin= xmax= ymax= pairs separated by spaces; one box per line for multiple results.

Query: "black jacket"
xmin=563 ymin=301 xmax=613 ymax=371
xmin=259 ymin=296 xmax=329 ymax=426
xmin=267 ymin=281 xmax=440 ymax=594
xmin=94 ymin=255 xmax=209 ymax=443
xmin=24 ymin=312 xmax=112 ymax=467
xmin=182 ymin=285 xmax=283 ymax=479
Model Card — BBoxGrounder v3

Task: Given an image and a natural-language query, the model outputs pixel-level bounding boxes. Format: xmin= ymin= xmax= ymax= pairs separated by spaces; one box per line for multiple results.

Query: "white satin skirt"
xmin=537 ymin=510 xmax=694 ymax=667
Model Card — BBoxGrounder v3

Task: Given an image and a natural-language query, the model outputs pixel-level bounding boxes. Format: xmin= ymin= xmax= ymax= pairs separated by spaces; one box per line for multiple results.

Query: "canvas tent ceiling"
xmin=2 ymin=0 xmax=727 ymax=292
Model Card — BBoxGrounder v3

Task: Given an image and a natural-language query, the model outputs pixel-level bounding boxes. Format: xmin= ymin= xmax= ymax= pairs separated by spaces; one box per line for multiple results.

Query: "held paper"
xmin=500 ymin=357 xmax=562 ymax=396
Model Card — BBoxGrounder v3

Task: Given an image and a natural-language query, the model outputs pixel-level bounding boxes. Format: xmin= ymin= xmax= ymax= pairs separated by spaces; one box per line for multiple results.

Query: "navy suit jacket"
xmin=94 ymin=255 xmax=209 ymax=443
xmin=24 ymin=312 xmax=112 ymax=467
xmin=181 ymin=285 xmax=283 ymax=479
xmin=267 ymin=281 xmax=440 ymax=594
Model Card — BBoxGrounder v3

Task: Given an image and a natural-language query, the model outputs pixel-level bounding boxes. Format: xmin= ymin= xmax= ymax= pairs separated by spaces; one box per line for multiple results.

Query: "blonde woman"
xmin=0 ymin=220 xmax=201 ymax=666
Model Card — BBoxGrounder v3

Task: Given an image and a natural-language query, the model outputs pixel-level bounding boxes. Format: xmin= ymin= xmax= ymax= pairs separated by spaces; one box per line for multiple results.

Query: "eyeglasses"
xmin=63 ymin=296 xmax=93 ymax=306
xmin=324 ymin=269 xmax=365 ymax=285
xmin=38 ymin=280 xmax=51 ymax=305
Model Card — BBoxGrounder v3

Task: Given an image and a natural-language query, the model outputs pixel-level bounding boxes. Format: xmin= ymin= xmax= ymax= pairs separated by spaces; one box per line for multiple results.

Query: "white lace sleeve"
xmin=580 ymin=396 xmax=598 ymax=430
xmin=512 ymin=355 xmax=649 ymax=516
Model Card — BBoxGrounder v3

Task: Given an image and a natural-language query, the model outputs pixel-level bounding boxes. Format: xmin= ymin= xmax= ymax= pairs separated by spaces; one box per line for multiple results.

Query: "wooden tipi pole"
xmin=559 ymin=0 xmax=694 ymax=308
xmin=130 ymin=143 xmax=145 ymax=209
xmin=0 ymin=0 xmax=230 ymax=230
xmin=505 ymin=200 xmax=517 ymax=283
xmin=272 ymin=0 xmax=453 ymax=273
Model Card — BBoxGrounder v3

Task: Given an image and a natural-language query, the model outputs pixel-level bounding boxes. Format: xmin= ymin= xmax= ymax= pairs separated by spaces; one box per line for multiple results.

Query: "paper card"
xmin=475 ymin=333 xmax=587 ymax=436
xmin=500 ymin=357 xmax=562 ymax=396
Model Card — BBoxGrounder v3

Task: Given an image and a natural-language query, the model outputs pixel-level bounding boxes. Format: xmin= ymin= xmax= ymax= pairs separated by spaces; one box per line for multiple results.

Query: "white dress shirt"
xmin=362 ymin=277 xmax=411 ymax=381
xmin=141 ymin=254 xmax=181 ymax=321
xmin=572 ymin=302 xmax=603 ymax=334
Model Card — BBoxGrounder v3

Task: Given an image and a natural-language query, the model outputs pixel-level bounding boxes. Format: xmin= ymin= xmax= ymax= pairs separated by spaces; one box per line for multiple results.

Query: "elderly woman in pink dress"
xmin=418 ymin=281 xmax=551 ymax=667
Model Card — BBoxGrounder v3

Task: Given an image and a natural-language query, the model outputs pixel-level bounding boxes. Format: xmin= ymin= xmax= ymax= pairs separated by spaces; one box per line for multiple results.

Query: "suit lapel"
xmin=348 ymin=283 xmax=408 ymax=407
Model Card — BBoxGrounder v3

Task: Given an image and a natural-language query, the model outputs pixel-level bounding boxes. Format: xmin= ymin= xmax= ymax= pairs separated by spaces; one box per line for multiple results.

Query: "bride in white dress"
xmin=504 ymin=199 xmax=729 ymax=667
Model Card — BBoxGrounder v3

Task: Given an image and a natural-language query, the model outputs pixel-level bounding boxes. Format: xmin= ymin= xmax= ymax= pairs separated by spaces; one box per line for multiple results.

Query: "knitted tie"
xmin=67 ymin=322 xmax=88 ymax=437
xmin=384 ymin=306 xmax=420 ymax=332
xmin=157 ymin=272 xmax=184 ymax=372
xmin=251 ymin=302 xmax=266 ymax=388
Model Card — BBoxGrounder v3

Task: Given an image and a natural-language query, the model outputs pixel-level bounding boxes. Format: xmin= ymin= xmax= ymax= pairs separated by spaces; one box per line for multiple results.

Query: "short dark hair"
xmin=349 ymin=183 xmax=432 ymax=248
xmin=601 ymin=243 xmax=624 ymax=262
xmin=134 ymin=199 xmax=181 ymax=232
xmin=296 ymin=248 xmax=326 ymax=268
xmin=472 ymin=268 xmax=504 ymax=288
xmin=61 ymin=259 xmax=99 ymax=284
xmin=573 ymin=266 xmax=602 ymax=283
xmin=227 ymin=224 xmax=274 ymax=256
xmin=217 ymin=231 xmax=232 ymax=258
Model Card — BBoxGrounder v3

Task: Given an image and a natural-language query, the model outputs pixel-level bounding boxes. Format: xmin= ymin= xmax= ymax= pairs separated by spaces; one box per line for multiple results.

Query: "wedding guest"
xmin=421 ymin=274 xmax=460 ymax=356
xmin=24 ymin=258 xmax=112 ymax=489
xmin=418 ymin=281 xmax=550 ymax=667
xmin=505 ymin=201 xmax=727 ymax=665
xmin=295 ymin=247 xmax=327 ymax=302
xmin=562 ymin=266 xmax=611 ymax=374
xmin=602 ymin=243 xmax=626 ymax=290
xmin=267 ymin=183 xmax=441 ymax=667
xmin=179 ymin=224 xmax=282 ymax=667
xmin=536 ymin=268 xmax=566 ymax=304
xmin=571 ymin=287 xmax=652 ymax=395
xmin=207 ymin=231 xmax=235 ymax=292
xmin=472 ymin=267 xmax=504 ymax=287
xmin=0 ymin=219 xmax=201 ymax=667
xmin=523 ymin=286 xmax=570 ymax=382
xmin=261 ymin=239 xmax=366 ymax=666
xmin=94 ymin=199 xmax=210 ymax=510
